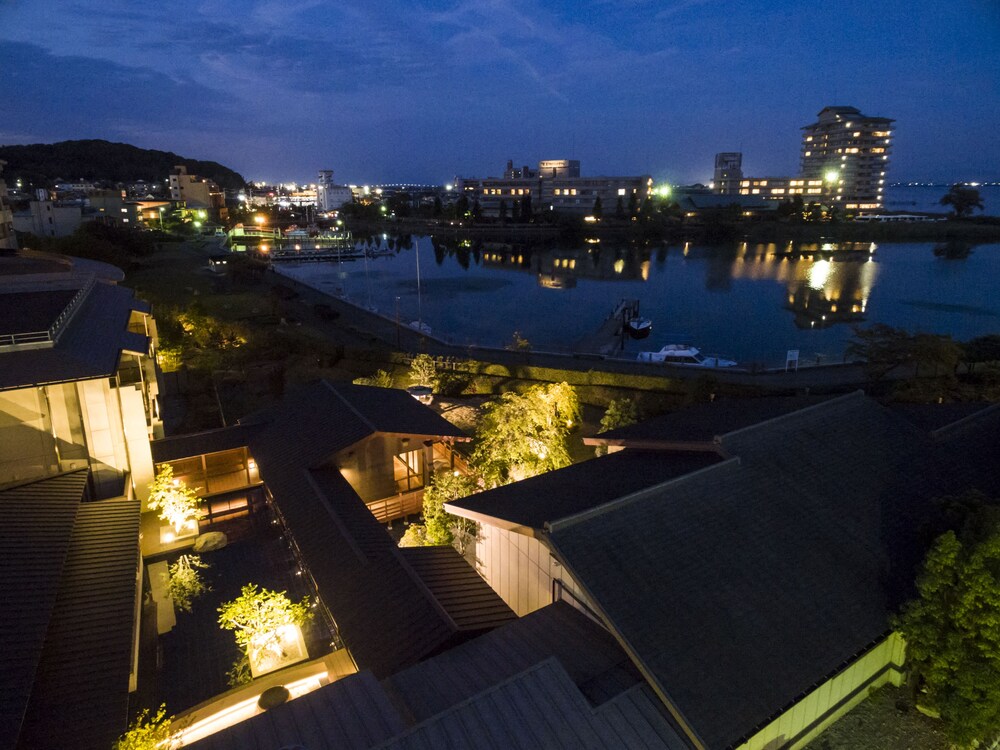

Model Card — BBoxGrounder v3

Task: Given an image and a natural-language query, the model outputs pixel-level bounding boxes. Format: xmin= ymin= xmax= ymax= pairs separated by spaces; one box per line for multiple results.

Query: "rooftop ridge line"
xmin=545 ymin=455 xmax=740 ymax=534
xmin=301 ymin=468 xmax=369 ymax=565
xmin=930 ymin=401 xmax=1000 ymax=439
xmin=714 ymin=390 xmax=865 ymax=443
xmin=323 ymin=380 xmax=378 ymax=434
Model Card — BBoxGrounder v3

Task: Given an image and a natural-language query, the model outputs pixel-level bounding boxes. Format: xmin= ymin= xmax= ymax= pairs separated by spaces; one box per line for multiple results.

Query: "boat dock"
xmin=575 ymin=299 xmax=640 ymax=355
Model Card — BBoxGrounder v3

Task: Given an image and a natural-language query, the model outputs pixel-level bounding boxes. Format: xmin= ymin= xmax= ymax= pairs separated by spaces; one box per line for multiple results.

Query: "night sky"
xmin=1 ymin=0 xmax=997 ymax=185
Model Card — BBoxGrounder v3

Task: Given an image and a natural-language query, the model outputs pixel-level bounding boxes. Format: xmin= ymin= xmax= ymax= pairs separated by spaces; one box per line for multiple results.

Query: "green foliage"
xmin=113 ymin=705 xmax=175 ymax=750
xmin=399 ymin=471 xmax=479 ymax=553
xmin=408 ymin=354 xmax=438 ymax=390
xmin=595 ymin=398 xmax=639 ymax=456
xmin=506 ymin=330 xmax=531 ymax=351
xmin=167 ymin=554 xmax=211 ymax=613
xmin=471 ymin=382 xmax=580 ymax=487
xmin=848 ymin=324 xmax=962 ymax=382
xmin=353 ymin=369 xmax=394 ymax=388
xmin=147 ymin=465 xmax=201 ymax=534
xmin=0 ymin=139 xmax=246 ymax=190
xmin=218 ymin=584 xmax=311 ymax=655
xmin=895 ymin=522 xmax=1000 ymax=747
xmin=592 ymin=196 xmax=603 ymax=218
xmin=940 ymin=184 xmax=984 ymax=219
xmin=226 ymin=655 xmax=253 ymax=688
xmin=22 ymin=222 xmax=157 ymax=269
xmin=965 ymin=335 xmax=1000 ymax=365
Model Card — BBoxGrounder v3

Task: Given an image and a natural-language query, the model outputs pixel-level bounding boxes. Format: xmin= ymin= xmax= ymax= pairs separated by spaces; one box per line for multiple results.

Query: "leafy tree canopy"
xmin=940 ymin=184 xmax=985 ymax=219
xmin=0 ymin=139 xmax=246 ymax=190
xmin=847 ymin=324 xmax=962 ymax=381
xmin=471 ymin=382 xmax=580 ymax=487
xmin=400 ymin=470 xmax=479 ymax=554
xmin=408 ymin=354 xmax=438 ymax=390
xmin=595 ymin=398 xmax=639 ymax=456
xmin=218 ymin=584 xmax=311 ymax=655
xmin=895 ymin=500 xmax=1000 ymax=747
xmin=168 ymin=554 xmax=211 ymax=613
xmin=353 ymin=369 xmax=394 ymax=388
xmin=147 ymin=465 xmax=201 ymax=534
xmin=113 ymin=705 xmax=175 ymax=750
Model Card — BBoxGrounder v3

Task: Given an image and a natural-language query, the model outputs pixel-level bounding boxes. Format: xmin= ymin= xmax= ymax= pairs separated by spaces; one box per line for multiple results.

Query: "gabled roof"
xmin=586 ymin=395 xmax=832 ymax=448
xmin=150 ymin=423 xmax=262 ymax=464
xmin=382 ymin=602 xmax=644 ymax=722
xmin=0 ymin=471 xmax=142 ymax=750
xmin=187 ymin=670 xmax=406 ymax=750
xmin=242 ymin=380 xmax=467 ymax=460
xmin=546 ymin=393 xmax=972 ymax=749
xmin=16 ymin=496 xmax=141 ymax=750
xmin=0 ymin=471 xmax=88 ymax=749
xmin=189 ymin=603 xmax=687 ymax=750
xmin=448 ymin=450 xmax=721 ymax=532
xmin=246 ymin=382 xmax=508 ymax=678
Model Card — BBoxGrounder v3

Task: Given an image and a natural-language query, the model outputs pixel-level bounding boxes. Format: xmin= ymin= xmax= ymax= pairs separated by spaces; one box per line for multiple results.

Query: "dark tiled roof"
xmin=548 ymin=393 xmax=964 ymax=750
xmin=188 ymin=671 xmax=406 ymax=750
xmin=242 ymin=380 xmax=466 ymax=457
xmin=377 ymin=658 xmax=685 ymax=750
xmin=383 ymin=602 xmax=641 ymax=723
xmin=448 ymin=451 xmax=722 ymax=531
xmin=17 ymin=496 xmax=141 ymax=750
xmin=150 ymin=424 xmax=261 ymax=463
xmin=246 ymin=384 xmax=503 ymax=679
xmin=0 ymin=471 xmax=88 ymax=750
xmin=0 ymin=282 xmax=149 ymax=392
xmin=590 ymin=395 xmax=832 ymax=446
xmin=188 ymin=602 xmax=685 ymax=750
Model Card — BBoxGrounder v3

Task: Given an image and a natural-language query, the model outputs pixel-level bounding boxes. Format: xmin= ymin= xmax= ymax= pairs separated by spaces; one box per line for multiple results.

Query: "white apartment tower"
xmin=316 ymin=170 xmax=353 ymax=212
xmin=800 ymin=106 xmax=894 ymax=210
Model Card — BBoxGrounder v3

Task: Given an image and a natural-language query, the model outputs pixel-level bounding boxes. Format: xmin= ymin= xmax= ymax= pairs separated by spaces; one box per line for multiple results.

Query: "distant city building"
xmin=537 ymin=159 xmax=580 ymax=178
xmin=0 ymin=160 xmax=15 ymax=249
xmin=12 ymin=200 xmax=84 ymax=237
xmin=713 ymin=152 xmax=744 ymax=195
xmin=715 ymin=106 xmax=893 ymax=211
xmin=457 ymin=159 xmax=651 ymax=217
xmin=169 ymin=165 xmax=226 ymax=214
xmin=800 ymin=106 xmax=894 ymax=210
xmin=316 ymin=170 xmax=353 ymax=211
xmin=737 ymin=176 xmax=825 ymax=201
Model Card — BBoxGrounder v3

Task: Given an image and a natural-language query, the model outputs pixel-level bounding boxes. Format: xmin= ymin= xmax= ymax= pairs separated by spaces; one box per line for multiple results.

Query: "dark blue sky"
xmin=1 ymin=0 xmax=997 ymax=185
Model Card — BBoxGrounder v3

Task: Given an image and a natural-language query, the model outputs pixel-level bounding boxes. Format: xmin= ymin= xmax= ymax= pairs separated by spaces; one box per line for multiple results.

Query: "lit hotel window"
xmin=618 ymin=188 xmax=626 ymax=196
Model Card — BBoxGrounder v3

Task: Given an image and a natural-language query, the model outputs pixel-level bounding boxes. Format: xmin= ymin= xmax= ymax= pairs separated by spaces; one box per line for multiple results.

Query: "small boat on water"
xmin=626 ymin=317 xmax=652 ymax=339
xmin=637 ymin=344 xmax=737 ymax=368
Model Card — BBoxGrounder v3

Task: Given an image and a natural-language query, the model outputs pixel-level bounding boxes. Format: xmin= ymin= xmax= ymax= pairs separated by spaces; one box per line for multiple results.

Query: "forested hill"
xmin=0 ymin=140 xmax=246 ymax=190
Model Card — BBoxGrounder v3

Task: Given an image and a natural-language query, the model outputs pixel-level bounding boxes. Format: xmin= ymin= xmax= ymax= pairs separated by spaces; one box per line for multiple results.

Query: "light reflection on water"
xmin=275 ymin=237 xmax=1000 ymax=367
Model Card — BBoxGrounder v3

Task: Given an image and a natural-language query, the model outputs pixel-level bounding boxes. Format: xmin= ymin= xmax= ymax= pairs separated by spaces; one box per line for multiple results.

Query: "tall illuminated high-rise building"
xmin=800 ymin=106 xmax=893 ymax=210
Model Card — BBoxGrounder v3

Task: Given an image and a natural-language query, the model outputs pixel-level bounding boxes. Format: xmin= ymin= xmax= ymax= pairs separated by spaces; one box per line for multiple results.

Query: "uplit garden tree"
xmin=595 ymin=398 xmax=639 ymax=456
xmin=894 ymin=496 xmax=1000 ymax=747
xmin=167 ymin=554 xmax=211 ymax=613
xmin=471 ymin=382 xmax=580 ymax=487
xmin=399 ymin=470 xmax=479 ymax=555
xmin=353 ymin=369 xmax=394 ymax=388
xmin=147 ymin=465 xmax=201 ymax=536
xmin=218 ymin=584 xmax=311 ymax=675
xmin=113 ymin=705 xmax=175 ymax=750
xmin=408 ymin=353 xmax=438 ymax=391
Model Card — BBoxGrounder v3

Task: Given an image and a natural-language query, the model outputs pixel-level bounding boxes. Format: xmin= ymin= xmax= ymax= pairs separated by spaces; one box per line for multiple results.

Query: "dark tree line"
xmin=0 ymin=139 xmax=247 ymax=190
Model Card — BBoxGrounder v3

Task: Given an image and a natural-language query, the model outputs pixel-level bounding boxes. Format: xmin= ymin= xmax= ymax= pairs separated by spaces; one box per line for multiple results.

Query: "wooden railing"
xmin=366 ymin=488 xmax=424 ymax=524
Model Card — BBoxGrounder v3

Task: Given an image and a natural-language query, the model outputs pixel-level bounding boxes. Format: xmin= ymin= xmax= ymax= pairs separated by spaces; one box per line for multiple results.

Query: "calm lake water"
xmin=276 ymin=235 xmax=1000 ymax=368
